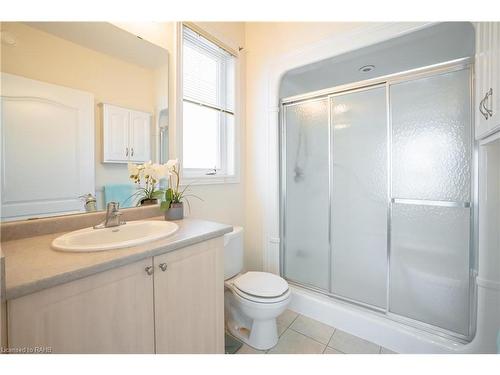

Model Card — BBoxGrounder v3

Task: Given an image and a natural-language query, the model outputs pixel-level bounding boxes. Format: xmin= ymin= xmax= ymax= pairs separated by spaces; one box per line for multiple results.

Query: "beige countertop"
xmin=1 ymin=218 xmax=232 ymax=300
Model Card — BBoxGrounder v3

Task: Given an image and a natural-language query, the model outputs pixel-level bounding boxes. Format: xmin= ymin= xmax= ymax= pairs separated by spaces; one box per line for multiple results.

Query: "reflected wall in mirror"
xmin=0 ymin=22 xmax=169 ymax=221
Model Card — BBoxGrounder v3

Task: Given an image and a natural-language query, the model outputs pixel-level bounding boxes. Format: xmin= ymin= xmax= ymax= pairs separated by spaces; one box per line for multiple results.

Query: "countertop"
xmin=1 ymin=218 xmax=232 ymax=300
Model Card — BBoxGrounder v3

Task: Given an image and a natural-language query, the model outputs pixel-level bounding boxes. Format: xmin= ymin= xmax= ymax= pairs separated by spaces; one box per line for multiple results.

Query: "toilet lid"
xmin=233 ymin=271 xmax=289 ymax=298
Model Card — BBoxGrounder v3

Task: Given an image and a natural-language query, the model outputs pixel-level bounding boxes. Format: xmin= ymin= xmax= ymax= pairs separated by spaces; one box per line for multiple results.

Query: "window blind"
xmin=182 ymin=26 xmax=235 ymax=114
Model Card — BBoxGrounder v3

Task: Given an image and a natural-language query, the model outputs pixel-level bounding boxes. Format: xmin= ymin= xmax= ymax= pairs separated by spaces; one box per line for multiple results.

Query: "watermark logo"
xmin=1 ymin=346 xmax=53 ymax=354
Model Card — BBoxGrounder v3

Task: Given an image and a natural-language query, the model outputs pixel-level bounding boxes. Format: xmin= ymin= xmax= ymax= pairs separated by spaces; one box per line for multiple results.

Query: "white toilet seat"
xmin=225 ymin=271 xmax=290 ymax=304
xmin=232 ymin=286 xmax=291 ymax=304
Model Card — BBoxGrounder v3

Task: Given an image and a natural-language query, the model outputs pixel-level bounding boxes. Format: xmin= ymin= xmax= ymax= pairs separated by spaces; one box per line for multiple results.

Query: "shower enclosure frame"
xmin=279 ymin=56 xmax=478 ymax=343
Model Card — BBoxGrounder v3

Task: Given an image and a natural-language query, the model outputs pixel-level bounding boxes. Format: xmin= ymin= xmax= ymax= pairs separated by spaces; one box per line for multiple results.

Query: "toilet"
xmin=224 ymin=226 xmax=291 ymax=350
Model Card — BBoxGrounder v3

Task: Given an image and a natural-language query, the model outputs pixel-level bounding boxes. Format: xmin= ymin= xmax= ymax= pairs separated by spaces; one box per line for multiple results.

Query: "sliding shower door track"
xmin=281 ymin=57 xmax=473 ymax=106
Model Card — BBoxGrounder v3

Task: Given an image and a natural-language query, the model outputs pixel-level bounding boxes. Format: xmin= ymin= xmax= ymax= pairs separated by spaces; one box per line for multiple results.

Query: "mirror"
xmin=0 ymin=22 xmax=169 ymax=221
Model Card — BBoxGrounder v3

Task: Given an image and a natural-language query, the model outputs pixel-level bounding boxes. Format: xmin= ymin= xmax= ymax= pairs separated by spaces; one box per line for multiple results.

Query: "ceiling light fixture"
xmin=359 ymin=65 xmax=375 ymax=73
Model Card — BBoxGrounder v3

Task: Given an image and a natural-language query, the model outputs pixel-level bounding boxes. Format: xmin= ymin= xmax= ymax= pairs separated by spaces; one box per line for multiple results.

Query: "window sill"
xmin=180 ymin=174 xmax=240 ymax=186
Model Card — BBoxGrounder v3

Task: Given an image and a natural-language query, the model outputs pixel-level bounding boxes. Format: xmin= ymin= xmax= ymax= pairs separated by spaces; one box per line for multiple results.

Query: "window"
xmin=181 ymin=25 xmax=237 ymax=181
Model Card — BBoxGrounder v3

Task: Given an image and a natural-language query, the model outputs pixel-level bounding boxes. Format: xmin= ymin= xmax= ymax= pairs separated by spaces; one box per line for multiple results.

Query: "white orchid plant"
xmin=127 ymin=159 xmax=201 ymax=210
xmin=128 ymin=161 xmax=169 ymax=205
xmin=160 ymin=159 xmax=201 ymax=212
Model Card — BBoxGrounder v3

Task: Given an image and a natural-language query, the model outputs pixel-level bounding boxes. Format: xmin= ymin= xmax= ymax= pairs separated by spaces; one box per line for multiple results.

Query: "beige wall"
xmin=111 ymin=22 xmax=172 ymax=51
xmin=243 ymin=22 xmax=364 ymax=271
xmin=0 ymin=22 xmax=158 ymax=200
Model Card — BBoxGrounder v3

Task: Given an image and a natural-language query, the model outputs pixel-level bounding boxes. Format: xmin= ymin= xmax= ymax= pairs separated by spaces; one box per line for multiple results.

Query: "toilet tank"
xmin=224 ymin=226 xmax=244 ymax=280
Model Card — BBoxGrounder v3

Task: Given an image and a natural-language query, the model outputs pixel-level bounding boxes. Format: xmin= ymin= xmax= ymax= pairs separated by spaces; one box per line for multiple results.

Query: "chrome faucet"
xmin=94 ymin=202 xmax=126 ymax=229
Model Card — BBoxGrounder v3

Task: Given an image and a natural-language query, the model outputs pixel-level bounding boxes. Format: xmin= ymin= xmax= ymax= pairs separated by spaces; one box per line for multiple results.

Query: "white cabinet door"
xmin=129 ymin=110 xmax=151 ymax=163
xmin=8 ymin=258 xmax=155 ymax=354
xmin=153 ymin=238 xmax=224 ymax=354
xmin=0 ymin=73 xmax=94 ymax=220
xmin=102 ymin=104 xmax=151 ymax=163
xmin=475 ymin=22 xmax=500 ymax=139
xmin=103 ymin=104 xmax=130 ymax=163
xmin=490 ymin=23 xmax=500 ymax=129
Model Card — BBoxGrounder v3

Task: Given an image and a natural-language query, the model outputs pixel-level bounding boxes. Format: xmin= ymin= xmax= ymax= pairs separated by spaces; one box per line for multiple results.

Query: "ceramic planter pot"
xmin=164 ymin=202 xmax=184 ymax=220
xmin=140 ymin=198 xmax=158 ymax=206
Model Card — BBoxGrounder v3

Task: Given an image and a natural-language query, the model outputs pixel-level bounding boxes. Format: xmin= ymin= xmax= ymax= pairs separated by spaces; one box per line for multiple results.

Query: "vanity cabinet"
xmin=153 ymin=238 xmax=224 ymax=354
xmin=7 ymin=258 xmax=155 ymax=353
xmin=7 ymin=238 xmax=224 ymax=354
xmin=475 ymin=22 xmax=500 ymax=139
xmin=102 ymin=103 xmax=151 ymax=163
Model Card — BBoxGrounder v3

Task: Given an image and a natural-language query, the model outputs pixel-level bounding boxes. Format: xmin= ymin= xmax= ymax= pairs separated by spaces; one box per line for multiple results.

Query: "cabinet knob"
xmin=145 ymin=265 xmax=154 ymax=275
xmin=159 ymin=263 xmax=167 ymax=272
xmin=131 ymin=147 xmax=134 ymax=157
xmin=126 ymin=147 xmax=129 ymax=157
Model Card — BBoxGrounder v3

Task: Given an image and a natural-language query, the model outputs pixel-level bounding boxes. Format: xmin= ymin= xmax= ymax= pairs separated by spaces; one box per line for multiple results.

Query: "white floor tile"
xmin=290 ymin=315 xmax=335 ymax=344
xmin=323 ymin=347 xmax=344 ymax=354
xmin=268 ymin=329 xmax=326 ymax=354
xmin=276 ymin=309 xmax=299 ymax=336
xmin=328 ymin=329 xmax=380 ymax=354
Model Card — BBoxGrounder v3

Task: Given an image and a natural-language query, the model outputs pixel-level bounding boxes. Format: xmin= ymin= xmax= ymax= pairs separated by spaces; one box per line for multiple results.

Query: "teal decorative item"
xmin=104 ymin=184 xmax=136 ymax=208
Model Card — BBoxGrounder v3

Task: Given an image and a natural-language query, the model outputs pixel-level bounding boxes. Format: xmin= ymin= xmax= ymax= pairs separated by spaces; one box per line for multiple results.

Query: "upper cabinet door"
xmin=102 ymin=104 xmax=151 ymax=163
xmin=0 ymin=73 xmax=94 ymax=220
xmin=103 ymin=104 xmax=130 ymax=163
xmin=129 ymin=110 xmax=151 ymax=163
xmin=475 ymin=22 xmax=500 ymax=139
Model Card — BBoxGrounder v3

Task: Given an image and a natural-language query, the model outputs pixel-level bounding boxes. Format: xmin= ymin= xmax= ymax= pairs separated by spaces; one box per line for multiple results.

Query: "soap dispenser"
xmin=79 ymin=193 xmax=97 ymax=212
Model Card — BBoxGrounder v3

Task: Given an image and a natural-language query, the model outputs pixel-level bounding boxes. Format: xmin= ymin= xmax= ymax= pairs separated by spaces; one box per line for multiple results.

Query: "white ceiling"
xmin=26 ymin=22 xmax=168 ymax=69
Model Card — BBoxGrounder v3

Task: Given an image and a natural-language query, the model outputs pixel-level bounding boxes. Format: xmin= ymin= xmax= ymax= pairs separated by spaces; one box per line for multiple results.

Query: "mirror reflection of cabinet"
xmin=102 ymin=103 xmax=151 ymax=163
xmin=0 ymin=73 xmax=95 ymax=220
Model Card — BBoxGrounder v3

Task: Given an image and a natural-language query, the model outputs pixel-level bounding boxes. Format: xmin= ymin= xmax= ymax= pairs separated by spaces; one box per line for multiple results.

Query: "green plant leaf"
xmin=160 ymin=200 xmax=171 ymax=211
xmin=151 ymin=190 xmax=165 ymax=198
xmin=165 ymin=188 xmax=174 ymax=201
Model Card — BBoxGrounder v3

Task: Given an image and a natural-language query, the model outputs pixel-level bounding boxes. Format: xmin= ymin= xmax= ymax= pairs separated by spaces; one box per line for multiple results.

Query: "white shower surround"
xmin=261 ymin=22 xmax=500 ymax=353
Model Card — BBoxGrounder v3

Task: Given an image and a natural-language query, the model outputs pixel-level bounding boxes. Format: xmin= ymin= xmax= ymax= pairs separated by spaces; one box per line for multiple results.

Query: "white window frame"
xmin=177 ymin=23 xmax=240 ymax=185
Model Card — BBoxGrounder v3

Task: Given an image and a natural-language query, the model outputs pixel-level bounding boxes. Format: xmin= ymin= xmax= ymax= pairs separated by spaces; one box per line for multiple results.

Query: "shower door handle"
xmin=391 ymin=198 xmax=470 ymax=208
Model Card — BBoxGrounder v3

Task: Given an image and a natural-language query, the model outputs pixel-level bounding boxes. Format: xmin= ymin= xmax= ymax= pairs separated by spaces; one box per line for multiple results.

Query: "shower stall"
xmin=280 ymin=58 xmax=475 ymax=342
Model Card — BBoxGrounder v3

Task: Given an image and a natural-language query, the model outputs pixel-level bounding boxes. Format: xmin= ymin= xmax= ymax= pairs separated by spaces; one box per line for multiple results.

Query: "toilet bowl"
xmin=224 ymin=227 xmax=291 ymax=350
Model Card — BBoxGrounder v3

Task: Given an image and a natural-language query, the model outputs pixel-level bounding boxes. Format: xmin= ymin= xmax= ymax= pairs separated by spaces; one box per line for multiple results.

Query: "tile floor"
xmin=233 ymin=309 xmax=398 ymax=354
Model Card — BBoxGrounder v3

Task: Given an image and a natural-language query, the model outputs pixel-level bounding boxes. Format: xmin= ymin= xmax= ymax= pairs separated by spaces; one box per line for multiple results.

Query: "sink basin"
xmin=51 ymin=220 xmax=179 ymax=252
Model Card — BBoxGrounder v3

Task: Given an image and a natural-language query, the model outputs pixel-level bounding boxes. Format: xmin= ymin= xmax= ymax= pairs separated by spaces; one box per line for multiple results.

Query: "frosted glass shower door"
xmin=283 ymin=98 xmax=330 ymax=290
xmin=330 ymin=86 xmax=388 ymax=308
xmin=389 ymin=68 xmax=472 ymax=336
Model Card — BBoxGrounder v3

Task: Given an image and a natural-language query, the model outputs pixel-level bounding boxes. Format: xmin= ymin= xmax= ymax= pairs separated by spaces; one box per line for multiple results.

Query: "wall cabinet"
xmin=102 ymin=103 xmax=151 ymax=163
xmin=7 ymin=238 xmax=224 ymax=354
xmin=475 ymin=22 xmax=500 ymax=139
